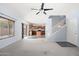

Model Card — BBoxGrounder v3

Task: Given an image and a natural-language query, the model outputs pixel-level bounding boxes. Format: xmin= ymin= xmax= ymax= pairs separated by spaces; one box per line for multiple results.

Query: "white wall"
xmin=67 ymin=18 xmax=77 ymax=45
xmin=66 ymin=9 xmax=79 ymax=47
xmin=45 ymin=18 xmax=52 ymax=40
xmin=78 ymin=16 xmax=79 ymax=47
xmin=66 ymin=17 xmax=78 ymax=46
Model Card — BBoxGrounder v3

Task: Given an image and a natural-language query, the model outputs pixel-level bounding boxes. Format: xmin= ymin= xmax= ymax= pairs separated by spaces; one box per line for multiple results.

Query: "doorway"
xmin=22 ymin=23 xmax=27 ymax=39
xmin=28 ymin=23 xmax=45 ymax=38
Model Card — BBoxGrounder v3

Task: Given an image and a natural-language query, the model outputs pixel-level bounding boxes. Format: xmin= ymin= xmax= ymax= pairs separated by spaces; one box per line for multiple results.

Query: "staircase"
xmin=52 ymin=20 xmax=66 ymax=33
xmin=48 ymin=19 xmax=67 ymax=42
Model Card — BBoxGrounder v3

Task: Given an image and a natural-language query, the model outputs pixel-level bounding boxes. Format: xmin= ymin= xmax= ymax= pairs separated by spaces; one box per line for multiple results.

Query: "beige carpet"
xmin=0 ymin=38 xmax=79 ymax=56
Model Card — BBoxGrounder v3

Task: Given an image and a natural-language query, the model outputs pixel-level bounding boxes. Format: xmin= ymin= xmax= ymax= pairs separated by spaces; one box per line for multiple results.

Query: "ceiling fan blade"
xmin=44 ymin=8 xmax=53 ymax=11
xmin=41 ymin=3 xmax=44 ymax=10
xmin=43 ymin=11 xmax=47 ymax=15
xmin=36 ymin=12 xmax=40 ymax=15
xmin=31 ymin=8 xmax=38 ymax=10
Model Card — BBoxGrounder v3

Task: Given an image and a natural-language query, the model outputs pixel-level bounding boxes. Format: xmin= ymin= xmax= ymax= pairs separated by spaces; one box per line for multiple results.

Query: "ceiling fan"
xmin=31 ymin=3 xmax=53 ymax=15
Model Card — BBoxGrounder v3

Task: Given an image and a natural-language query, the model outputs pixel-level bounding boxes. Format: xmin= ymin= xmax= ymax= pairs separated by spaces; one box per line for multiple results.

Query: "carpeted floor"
xmin=0 ymin=38 xmax=79 ymax=56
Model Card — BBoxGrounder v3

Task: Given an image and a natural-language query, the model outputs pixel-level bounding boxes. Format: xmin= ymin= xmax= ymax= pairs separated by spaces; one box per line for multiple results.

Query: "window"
xmin=0 ymin=16 xmax=15 ymax=39
xmin=9 ymin=20 xmax=15 ymax=36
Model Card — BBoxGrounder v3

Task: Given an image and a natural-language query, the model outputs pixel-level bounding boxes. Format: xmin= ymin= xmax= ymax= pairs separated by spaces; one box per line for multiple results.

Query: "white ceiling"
xmin=0 ymin=3 xmax=79 ymax=24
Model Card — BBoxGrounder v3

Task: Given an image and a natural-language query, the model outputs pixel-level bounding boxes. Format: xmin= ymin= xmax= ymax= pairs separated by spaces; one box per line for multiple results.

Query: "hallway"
xmin=0 ymin=38 xmax=79 ymax=56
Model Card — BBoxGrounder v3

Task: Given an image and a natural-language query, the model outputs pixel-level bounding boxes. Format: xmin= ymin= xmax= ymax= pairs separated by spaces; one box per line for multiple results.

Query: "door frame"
xmin=22 ymin=23 xmax=24 ymax=39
